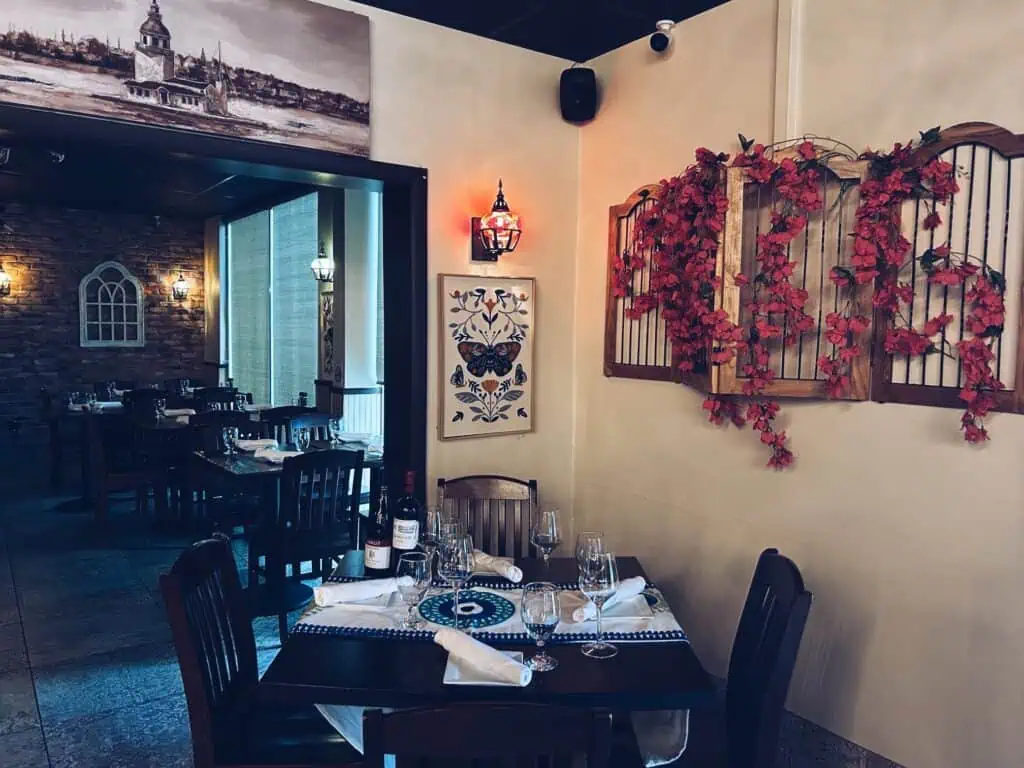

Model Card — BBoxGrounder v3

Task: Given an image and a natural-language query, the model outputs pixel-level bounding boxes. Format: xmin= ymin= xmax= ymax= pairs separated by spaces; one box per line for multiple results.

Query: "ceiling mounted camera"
xmin=650 ymin=19 xmax=675 ymax=54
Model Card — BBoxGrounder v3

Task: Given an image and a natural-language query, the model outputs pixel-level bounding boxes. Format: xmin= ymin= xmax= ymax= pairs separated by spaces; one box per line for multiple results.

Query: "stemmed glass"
xmin=438 ymin=534 xmax=474 ymax=632
xmin=396 ymin=552 xmax=431 ymax=629
xmin=328 ymin=417 xmax=344 ymax=446
xmin=234 ymin=393 xmax=247 ymax=412
xmin=575 ymin=531 xmax=605 ymax=577
xmin=421 ymin=506 xmax=445 ymax=581
xmin=293 ymin=426 xmax=311 ymax=451
xmin=579 ymin=552 xmax=619 ymax=659
xmin=521 ymin=582 xmax=560 ymax=671
xmin=154 ymin=397 xmax=167 ymax=421
xmin=531 ymin=508 xmax=561 ymax=565
xmin=221 ymin=426 xmax=239 ymax=456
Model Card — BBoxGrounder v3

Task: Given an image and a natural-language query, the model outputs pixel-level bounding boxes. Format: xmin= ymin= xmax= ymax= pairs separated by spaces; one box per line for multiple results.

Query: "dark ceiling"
xmin=353 ymin=0 xmax=730 ymax=62
xmin=0 ymin=136 xmax=316 ymax=220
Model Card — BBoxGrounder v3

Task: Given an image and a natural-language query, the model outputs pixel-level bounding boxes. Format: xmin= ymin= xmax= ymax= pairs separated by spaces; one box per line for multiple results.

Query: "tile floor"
xmin=0 ymin=486 xmax=904 ymax=768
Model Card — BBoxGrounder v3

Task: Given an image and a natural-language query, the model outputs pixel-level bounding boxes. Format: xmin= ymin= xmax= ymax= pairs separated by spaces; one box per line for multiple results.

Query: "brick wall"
xmin=0 ymin=203 xmax=207 ymax=448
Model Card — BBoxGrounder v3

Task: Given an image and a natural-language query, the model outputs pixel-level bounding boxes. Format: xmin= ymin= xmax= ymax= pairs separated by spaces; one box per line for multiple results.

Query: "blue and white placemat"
xmin=294 ymin=582 xmax=688 ymax=644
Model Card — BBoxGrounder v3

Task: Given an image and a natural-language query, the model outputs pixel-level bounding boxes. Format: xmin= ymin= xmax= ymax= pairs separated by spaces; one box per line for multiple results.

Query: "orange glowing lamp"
xmin=473 ymin=180 xmax=521 ymax=262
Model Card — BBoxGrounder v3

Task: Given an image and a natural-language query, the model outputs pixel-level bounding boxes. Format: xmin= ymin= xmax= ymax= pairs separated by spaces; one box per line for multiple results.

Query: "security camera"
xmin=649 ymin=20 xmax=674 ymax=53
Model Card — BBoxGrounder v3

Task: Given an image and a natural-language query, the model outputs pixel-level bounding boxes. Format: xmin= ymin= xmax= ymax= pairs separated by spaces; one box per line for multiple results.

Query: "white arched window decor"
xmin=79 ymin=261 xmax=145 ymax=348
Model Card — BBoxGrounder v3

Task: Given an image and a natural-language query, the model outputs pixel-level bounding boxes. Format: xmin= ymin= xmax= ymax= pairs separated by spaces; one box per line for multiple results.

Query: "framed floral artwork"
xmin=438 ymin=274 xmax=535 ymax=440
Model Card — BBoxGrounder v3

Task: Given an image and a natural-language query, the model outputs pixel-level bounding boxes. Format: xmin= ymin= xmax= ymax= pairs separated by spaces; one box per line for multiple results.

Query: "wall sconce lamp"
xmin=0 ymin=263 xmax=11 ymax=297
xmin=310 ymin=241 xmax=334 ymax=283
xmin=171 ymin=271 xmax=189 ymax=301
xmin=472 ymin=179 xmax=522 ymax=262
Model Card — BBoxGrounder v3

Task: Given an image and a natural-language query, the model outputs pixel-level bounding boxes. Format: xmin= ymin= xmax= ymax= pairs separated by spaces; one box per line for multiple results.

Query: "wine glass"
xmin=531 ymin=508 xmax=561 ymax=565
xmin=221 ymin=426 xmax=239 ymax=456
xmin=579 ymin=552 xmax=619 ymax=659
xmin=155 ymin=397 xmax=167 ymax=421
xmin=421 ymin=506 xmax=445 ymax=579
xmin=438 ymin=535 xmax=474 ymax=632
xmin=328 ymin=417 xmax=344 ymax=446
xmin=293 ymin=426 xmax=311 ymax=451
xmin=575 ymin=531 xmax=605 ymax=578
xmin=396 ymin=552 xmax=431 ymax=629
xmin=234 ymin=393 xmax=247 ymax=412
xmin=522 ymin=582 xmax=560 ymax=671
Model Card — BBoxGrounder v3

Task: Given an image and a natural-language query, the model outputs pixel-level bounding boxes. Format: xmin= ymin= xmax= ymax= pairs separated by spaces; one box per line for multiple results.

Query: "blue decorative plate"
xmin=418 ymin=589 xmax=515 ymax=629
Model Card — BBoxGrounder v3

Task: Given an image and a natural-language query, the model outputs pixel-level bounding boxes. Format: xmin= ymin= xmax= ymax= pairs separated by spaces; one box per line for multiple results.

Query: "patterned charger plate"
xmin=418 ymin=589 xmax=515 ymax=629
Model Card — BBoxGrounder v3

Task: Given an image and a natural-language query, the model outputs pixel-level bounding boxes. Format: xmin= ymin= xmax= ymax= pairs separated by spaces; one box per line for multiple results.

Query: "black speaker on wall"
xmin=559 ymin=67 xmax=597 ymax=124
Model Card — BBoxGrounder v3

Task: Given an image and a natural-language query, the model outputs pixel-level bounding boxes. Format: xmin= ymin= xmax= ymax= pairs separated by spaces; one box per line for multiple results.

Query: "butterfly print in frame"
xmin=439 ymin=274 xmax=535 ymax=439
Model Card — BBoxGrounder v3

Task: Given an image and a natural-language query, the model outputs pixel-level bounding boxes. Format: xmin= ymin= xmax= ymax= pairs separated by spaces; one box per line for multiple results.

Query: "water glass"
xmin=579 ymin=552 xmax=619 ymax=659
xmin=221 ymin=426 xmax=239 ymax=456
xmin=576 ymin=531 xmax=606 ymax=577
xmin=155 ymin=398 xmax=167 ymax=421
xmin=396 ymin=552 xmax=431 ymax=629
xmin=531 ymin=508 xmax=561 ymax=565
xmin=293 ymin=427 xmax=311 ymax=452
xmin=421 ymin=505 xmax=445 ymax=579
xmin=438 ymin=535 xmax=474 ymax=631
xmin=522 ymin=582 xmax=560 ymax=671
xmin=234 ymin=393 xmax=247 ymax=412
xmin=328 ymin=417 xmax=344 ymax=445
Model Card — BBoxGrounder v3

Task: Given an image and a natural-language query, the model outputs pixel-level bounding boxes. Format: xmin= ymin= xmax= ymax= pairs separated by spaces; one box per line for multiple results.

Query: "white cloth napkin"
xmin=472 ymin=550 xmax=523 ymax=583
xmin=70 ymin=401 xmax=123 ymax=412
xmin=243 ymin=403 xmax=272 ymax=412
xmin=235 ymin=438 xmax=277 ymax=452
xmin=112 ymin=388 xmax=126 ymax=398
xmin=313 ymin=578 xmax=402 ymax=607
xmin=316 ymin=705 xmax=396 ymax=768
xmin=572 ymin=576 xmax=647 ymax=622
xmin=434 ymin=628 xmax=532 ymax=687
xmin=631 ymin=709 xmax=690 ymax=767
xmin=163 ymin=408 xmax=196 ymax=418
xmin=254 ymin=447 xmax=303 ymax=463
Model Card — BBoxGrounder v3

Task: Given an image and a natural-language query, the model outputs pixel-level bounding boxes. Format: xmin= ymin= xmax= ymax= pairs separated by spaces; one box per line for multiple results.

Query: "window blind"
xmin=227 ymin=210 xmax=271 ymax=405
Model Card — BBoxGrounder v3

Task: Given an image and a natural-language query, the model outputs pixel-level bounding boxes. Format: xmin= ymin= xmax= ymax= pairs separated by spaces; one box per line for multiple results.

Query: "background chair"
xmin=291 ymin=412 xmax=332 ymax=443
xmin=83 ymin=412 xmax=159 ymax=525
xmin=249 ymin=449 xmax=364 ymax=642
xmin=615 ymin=548 xmax=812 ymax=768
xmin=363 ymin=703 xmax=611 ymax=768
xmin=437 ymin=475 xmax=538 ymax=558
xmin=261 ymin=406 xmax=318 ymax=446
xmin=160 ymin=536 xmax=362 ymax=768
xmin=194 ymin=386 xmax=239 ymax=412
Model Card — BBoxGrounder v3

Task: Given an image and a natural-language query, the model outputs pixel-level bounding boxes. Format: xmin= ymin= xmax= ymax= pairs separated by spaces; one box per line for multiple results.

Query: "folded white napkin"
xmin=112 ymin=388 xmax=126 ymax=397
xmin=313 ymin=578 xmax=402 ymax=607
xmin=472 ymin=550 xmax=523 ymax=583
xmin=163 ymin=408 xmax=196 ymax=418
xmin=434 ymin=627 xmax=532 ymax=686
xmin=631 ymin=709 xmax=690 ymax=767
xmin=235 ymin=438 xmax=277 ymax=451
xmin=243 ymin=403 xmax=271 ymax=412
xmin=316 ymin=705 xmax=396 ymax=768
xmin=71 ymin=401 xmax=123 ymax=412
xmin=572 ymin=576 xmax=646 ymax=622
xmin=339 ymin=432 xmax=374 ymax=442
xmin=254 ymin=447 xmax=302 ymax=463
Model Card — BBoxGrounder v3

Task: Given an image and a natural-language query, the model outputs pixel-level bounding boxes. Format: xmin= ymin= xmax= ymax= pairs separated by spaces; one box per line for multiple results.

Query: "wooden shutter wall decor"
xmin=872 ymin=122 xmax=1024 ymax=413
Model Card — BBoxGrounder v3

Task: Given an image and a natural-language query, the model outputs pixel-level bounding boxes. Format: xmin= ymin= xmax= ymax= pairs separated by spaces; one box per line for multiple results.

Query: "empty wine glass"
xmin=580 ymin=552 xmax=619 ymax=659
xmin=576 ymin=531 xmax=605 ymax=578
xmin=234 ymin=393 xmax=247 ymax=412
xmin=154 ymin=397 xmax=167 ymax=421
xmin=328 ymin=417 xmax=344 ymax=446
xmin=421 ymin=506 xmax=445 ymax=580
xmin=438 ymin=535 xmax=474 ymax=632
xmin=293 ymin=426 xmax=311 ymax=451
xmin=396 ymin=552 xmax=431 ymax=629
xmin=522 ymin=582 xmax=560 ymax=671
xmin=221 ymin=426 xmax=239 ymax=456
xmin=531 ymin=508 xmax=561 ymax=565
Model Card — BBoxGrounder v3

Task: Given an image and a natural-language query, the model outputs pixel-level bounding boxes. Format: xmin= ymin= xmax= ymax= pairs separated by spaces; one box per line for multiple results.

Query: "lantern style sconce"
xmin=0 ymin=263 xmax=11 ymax=297
xmin=310 ymin=241 xmax=334 ymax=283
xmin=472 ymin=179 xmax=522 ymax=262
xmin=171 ymin=272 xmax=189 ymax=301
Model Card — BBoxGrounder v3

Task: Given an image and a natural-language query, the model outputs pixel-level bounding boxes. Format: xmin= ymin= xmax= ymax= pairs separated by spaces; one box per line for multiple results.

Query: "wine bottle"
xmin=392 ymin=470 xmax=422 ymax=554
xmin=365 ymin=485 xmax=392 ymax=574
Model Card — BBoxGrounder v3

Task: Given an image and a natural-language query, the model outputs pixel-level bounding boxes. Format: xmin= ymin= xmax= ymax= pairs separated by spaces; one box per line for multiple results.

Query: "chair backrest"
xmin=83 ymin=412 xmax=138 ymax=480
xmin=726 ymin=548 xmax=812 ymax=768
xmin=278 ymin=450 xmax=363 ymax=544
xmin=261 ymin=406 xmax=318 ymax=446
xmin=437 ymin=475 xmax=538 ymax=558
xmin=341 ymin=385 xmax=383 ymax=436
xmin=160 ymin=536 xmax=258 ymax=768
xmin=290 ymin=412 xmax=331 ymax=442
xmin=189 ymin=411 xmax=267 ymax=454
xmin=363 ymin=703 xmax=611 ymax=768
xmin=194 ymin=387 xmax=238 ymax=412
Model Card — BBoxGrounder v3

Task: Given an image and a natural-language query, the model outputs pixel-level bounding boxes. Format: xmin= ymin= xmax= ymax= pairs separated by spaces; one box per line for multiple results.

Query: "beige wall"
xmin=576 ymin=1 xmax=1024 ymax=767
xmin=314 ymin=1 xmax=580 ymax=514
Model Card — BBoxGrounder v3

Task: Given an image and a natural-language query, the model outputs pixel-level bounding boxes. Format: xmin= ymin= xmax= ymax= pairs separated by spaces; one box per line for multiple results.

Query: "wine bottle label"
xmin=365 ymin=543 xmax=391 ymax=570
xmin=392 ymin=519 xmax=420 ymax=550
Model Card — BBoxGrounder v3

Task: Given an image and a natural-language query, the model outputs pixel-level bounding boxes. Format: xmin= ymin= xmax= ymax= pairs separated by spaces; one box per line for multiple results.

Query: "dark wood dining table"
xmin=259 ymin=556 xmax=715 ymax=712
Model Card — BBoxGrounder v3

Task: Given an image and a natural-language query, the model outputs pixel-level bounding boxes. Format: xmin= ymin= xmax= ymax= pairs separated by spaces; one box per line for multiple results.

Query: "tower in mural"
xmin=133 ymin=0 xmax=174 ymax=82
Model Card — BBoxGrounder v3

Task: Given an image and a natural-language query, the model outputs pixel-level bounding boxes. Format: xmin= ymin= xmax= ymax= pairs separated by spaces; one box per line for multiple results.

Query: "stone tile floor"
xmin=0 ymin=487 xmax=904 ymax=768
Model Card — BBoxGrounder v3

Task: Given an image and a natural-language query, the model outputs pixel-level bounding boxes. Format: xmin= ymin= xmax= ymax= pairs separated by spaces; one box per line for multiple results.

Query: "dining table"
xmin=258 ymin=556 xmax=715 ymax=713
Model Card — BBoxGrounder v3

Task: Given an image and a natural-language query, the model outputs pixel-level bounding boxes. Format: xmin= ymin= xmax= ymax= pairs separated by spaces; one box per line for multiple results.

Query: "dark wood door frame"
xmin=0 ymin=103 xmax=428 ymax=499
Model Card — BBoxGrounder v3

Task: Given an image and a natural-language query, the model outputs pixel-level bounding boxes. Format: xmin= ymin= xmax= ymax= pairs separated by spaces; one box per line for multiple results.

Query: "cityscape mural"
xmin=0 ymin=0 xmax=370 ymax=156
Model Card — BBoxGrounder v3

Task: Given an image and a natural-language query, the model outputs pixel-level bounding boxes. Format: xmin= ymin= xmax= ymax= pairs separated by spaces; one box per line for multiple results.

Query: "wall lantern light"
xmin=171 ymin=271 xmax=189 ymax=301
xmin=310 ymin=241 xmax=334 ymax=283
xmin=472 ymin=179 xmax=522 ymax=262
xmin=0 ymin=263 xmax=11 ymax=297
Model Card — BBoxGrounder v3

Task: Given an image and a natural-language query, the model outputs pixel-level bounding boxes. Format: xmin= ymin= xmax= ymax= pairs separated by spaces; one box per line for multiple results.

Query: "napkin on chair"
xmin=254 ymin=447 xmax=303 ymax=463
xmin=631 ymin=709 xmax=690 ymax=767
xmin=235 ymin=438 xmax=277 ymax=452
xmin=313 ymin=578 xmax=403 ymax=607
xmin=472 ymin=550 xmax=523 ymax=583
xmin=571 ymin=576 xmax=646 ymax=622
xmin=434 ymin=628 xmax=532 ymax=686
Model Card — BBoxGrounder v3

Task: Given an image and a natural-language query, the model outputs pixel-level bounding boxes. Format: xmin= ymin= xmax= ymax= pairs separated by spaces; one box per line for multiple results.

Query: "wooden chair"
xmin=261 ymin=406 xmax=318 ymax=446
xmin=615 ymin=548 xmax=812 ymax=768
xmin=83 ymin=413 xmax=159 ymax=525
xmin=160 ymin=536 xmax=363 ymax=768
xmin=194 ymin=386 xmax=239 ymax=412
xmin=291 ymin=412 xmax=331 ymax=443
xmin=437 ymin=475 xmax=538 ymax=558
xmin=122 ymin=388 xmax=169 ymax=421
xmin=250 ymin=449 xmax=364 ymax=642
xmin=363 ymin=703 xmax=611 ymax=768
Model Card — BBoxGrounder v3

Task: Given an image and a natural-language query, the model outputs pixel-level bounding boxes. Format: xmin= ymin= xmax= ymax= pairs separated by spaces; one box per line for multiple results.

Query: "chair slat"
xmin=437 ymin=476 xmax=538 ymax=558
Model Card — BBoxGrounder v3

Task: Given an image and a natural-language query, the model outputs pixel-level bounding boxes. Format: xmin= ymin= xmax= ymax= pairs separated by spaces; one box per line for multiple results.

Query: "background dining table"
xmin=258 ymin=556 xmax=714 ymax=711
